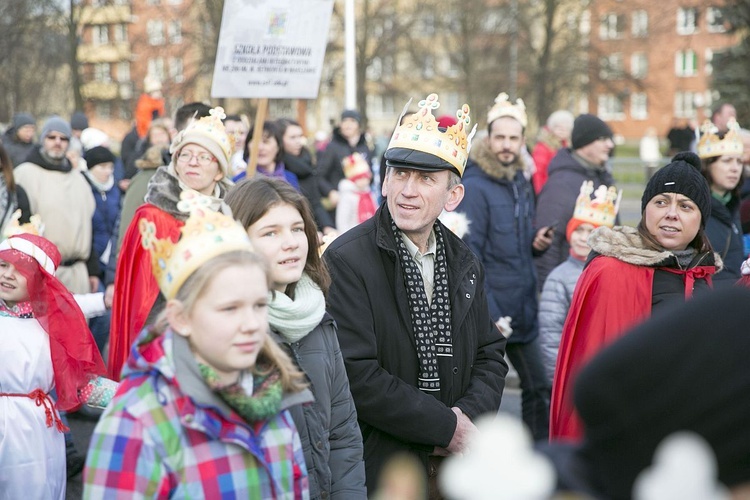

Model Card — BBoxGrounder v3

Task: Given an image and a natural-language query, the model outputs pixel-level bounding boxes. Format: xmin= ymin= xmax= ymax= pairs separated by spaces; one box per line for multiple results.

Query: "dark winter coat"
xmin=275 ymin=314 xmax=367 ymax=500
xmin=704 ymin=195 xmax=743 ymax=284
xmin=283 ymin=149 xmax=335 ymax=230
xmin=83 ymin=173 xmax=121 ymax=280
xmin=2 ymin=130 xmax=35 ymax=168
xmin=323 ymin=205 xmax=508 ymax=491
xmin=534 ymin=148 xmax=616 ymax=290
xmin=457 ymin=140 xmax=540 ymax=344
xmin=317 ymin=128 xmax=372 ymax=195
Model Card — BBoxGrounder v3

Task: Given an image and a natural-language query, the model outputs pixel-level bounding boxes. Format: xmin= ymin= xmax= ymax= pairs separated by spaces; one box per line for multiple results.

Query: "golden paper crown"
xmin=169 ymin=106 xmax=233 ymax=169
xmin=386 ymin=93 xmax=477 ymax=176
xmin=572 ymin=181 xmax=621 ymax=228
xmin=342 ymin=153 xmax=372 ymax=181
xmin=140 ymin=190 xmax=254 ymax=300
xmin=2 ymin=210 xmax=45 ymax=238
xmin=697 ymin=118 xmax=743 ymax=159
xmin=487 ymin=92 xmax=527 ymax=128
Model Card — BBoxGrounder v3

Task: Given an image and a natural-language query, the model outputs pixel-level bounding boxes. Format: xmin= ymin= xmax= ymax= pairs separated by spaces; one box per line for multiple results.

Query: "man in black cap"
xmin=317 ymin=108 xmax=373 ymax=219
xmin=534 ymin=113 xmax=617 ymax=289
xmin=323 ymin=94 xmax=507 ymax=497
xmin=2 ymin=112 xmax=37 ymax=167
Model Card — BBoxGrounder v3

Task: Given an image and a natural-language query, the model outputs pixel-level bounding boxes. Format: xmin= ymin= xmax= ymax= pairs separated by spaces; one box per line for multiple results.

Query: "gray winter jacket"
xmin=274 ymin=313 xmax=367 ymax=500
xmin=538 ymin=256 xmax=584 ymax=382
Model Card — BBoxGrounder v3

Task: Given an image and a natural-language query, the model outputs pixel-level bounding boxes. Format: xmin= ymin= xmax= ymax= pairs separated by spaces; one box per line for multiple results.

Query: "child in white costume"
xmin=0 ymin=233 xmax=116 ymax=498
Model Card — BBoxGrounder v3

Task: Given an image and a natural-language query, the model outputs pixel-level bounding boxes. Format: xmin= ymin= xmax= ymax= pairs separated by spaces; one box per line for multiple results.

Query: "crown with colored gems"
xmin=386 ymin=93 xmax=477 ymax=176
xmin=487 ymin=92 xmax=528 ymax=128
xmin=140 ymin=190 xmax=254 ymax=300
xmin=2 ymin=210 xmax=45 ymax=239
xmin=572 ymin=181 xmax=621 ymax=228
xmin=697 ymin=118 xmax=743 ymax=159
xmin=169 ymin=106 xmax=233 ymax=165
xmin=342 ymin=152 xmax=372 ymax=181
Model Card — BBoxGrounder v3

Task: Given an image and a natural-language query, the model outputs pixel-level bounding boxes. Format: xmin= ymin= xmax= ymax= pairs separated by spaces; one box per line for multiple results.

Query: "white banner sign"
xmin=210 ymin=0 xmax=334 ymax=99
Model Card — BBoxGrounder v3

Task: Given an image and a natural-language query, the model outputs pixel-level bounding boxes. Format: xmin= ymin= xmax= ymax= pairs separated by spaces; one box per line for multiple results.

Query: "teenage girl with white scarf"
xmin=226 ymin=177 xmax=367 ymax=500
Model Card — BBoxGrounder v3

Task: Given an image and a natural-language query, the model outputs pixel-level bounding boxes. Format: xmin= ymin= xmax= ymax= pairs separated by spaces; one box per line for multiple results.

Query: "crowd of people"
xmin=2 ymin=85 xmax=750 ymax=500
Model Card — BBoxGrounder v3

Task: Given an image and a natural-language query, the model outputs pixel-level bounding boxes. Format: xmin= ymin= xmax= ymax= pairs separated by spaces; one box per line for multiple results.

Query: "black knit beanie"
xmin=84 ymin=146 xmax=116 ymax=169
xmin=640 ymin=151 xmax=711 ymax=225
xmin=571 ymin=114 xmax=613 ymax=149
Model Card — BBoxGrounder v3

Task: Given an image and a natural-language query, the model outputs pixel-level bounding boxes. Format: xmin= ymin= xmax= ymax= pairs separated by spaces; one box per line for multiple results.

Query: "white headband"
xmin=0 ymin=238 xmax=57 ymax=275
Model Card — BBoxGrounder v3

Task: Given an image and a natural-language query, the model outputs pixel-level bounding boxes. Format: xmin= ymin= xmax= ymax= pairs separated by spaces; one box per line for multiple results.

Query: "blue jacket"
xmin=705 ymin=194 xmax=743 ymax=284
xmin=457 ymin=140 xmax=540 ymax=344
xmin=82 ymin=172 xmax=121 ymax=277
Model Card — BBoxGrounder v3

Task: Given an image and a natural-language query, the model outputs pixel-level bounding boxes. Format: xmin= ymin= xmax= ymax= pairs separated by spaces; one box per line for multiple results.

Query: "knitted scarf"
xmin=391 ymin=218 xmax=452 ymax=394
xmin=267 ymin=273 xmax=326 ymax=343
xmin=357 ymin=191 xmax=377 ymax=224
xmin=198 ymin=362 xmax=283 ymax=423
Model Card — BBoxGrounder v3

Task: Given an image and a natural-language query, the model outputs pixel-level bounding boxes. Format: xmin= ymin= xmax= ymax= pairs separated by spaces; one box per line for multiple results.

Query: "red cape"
xmin=550 ymin=257 xmax=654 ymax=441
xmin=108 ymin=205 xmax=182 ymax=379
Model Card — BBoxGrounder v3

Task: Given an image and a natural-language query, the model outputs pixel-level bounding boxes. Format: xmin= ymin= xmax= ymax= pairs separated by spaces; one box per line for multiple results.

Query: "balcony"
xmin=78 ymin=43 xmax=131 ymax=64
xmin=81 ymin=81 xmax=119 ymax=100
xmin=78 ymin=5 xmax=131 ymax=25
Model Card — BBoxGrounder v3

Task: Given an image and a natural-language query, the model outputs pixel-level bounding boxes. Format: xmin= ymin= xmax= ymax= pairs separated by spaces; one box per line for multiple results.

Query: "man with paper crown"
xmin=323 ymin=93 xmax=508 ymax=496
xmin=455 ymin=92 xmax=553 ymax=442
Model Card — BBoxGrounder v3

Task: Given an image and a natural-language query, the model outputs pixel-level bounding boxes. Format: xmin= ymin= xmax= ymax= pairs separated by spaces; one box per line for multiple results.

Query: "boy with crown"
xmin=539 ymin=181 xmax=620 ymax=383
xmin=455 ymin=92 xmax=553 ymax=442
xmin=323 ymin=93 xmax=508 ymax=496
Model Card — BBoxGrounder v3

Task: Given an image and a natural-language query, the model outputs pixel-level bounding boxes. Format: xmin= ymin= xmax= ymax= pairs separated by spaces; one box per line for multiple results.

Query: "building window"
xmin=114 ymin=24 xmax=127 ymax=43
xmin=168 ymin=20 xmax=182 ymax=44
xmin=93 ymin=25 xmax=108 ymax=45
xmin=632 ymin=10 xmax=648 ymax=37
xmin=169 ymin=57 xmax=184 ymax=83
xmin=599 ymin=13 xmax=624 ymax=40
xmin=677 ymin=7 xmax=699 ymax=35
xmin=167 ymin=0 xmax=182 ymax=4
xmin=147 ymin=58 xmax=165 ymax=81
xmin=631 ymin=52 xmax=648 ymax=79
xmin=117 ymin=61 xmax=130 ymax=82
xmin=98 ymin=102 xmax=112 ymax=119
xmin=94 ymin=63 xmax=111 ymax=83
xmin=705 ymin=48 xmax=714 ymax=75
xmin=146 ymin=0 xmax=160 ymax=5
xmin=422 ymin=55 xmax=435 ymax=79
xmin=366 ymin=94 xmax=396 ymax=117
xmin=420 ymin=14 xmax=436 ymax=36
xmin=675 ymin=50 xmax=697 ymax=77
xmin=707 ymin=7 xmax=726 ymax=33
xmin=147 ymin=20 xmax=165 ymax=45
xmin=631 ymin=93 xmax=648 ymax=120
xmin=597 ymin=94 xmax=624 ymax=121
xmin=674 ymin=91 xmax=698 ymax=118
xmin=599 ymin=53 xmax=624 ymax=80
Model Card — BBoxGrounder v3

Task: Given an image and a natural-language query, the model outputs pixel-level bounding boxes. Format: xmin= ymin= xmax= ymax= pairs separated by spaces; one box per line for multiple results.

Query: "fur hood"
xmin=589 ymin=225 xmax=723 ymax=270
xmin=470 ymin=138 xmax=523 ymax=181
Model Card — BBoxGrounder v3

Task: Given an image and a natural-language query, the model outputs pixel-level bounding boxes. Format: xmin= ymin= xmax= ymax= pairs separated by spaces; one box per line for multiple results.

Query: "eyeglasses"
xmin=45 ymin=135 xmax=69 ymax=143
xmin=176 ymin=151 xmax=216 ymax=166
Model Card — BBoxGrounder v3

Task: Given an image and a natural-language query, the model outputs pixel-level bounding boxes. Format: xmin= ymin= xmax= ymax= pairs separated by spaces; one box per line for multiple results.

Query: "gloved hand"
xmin=496 ymin=316 xmax=513 ymax=338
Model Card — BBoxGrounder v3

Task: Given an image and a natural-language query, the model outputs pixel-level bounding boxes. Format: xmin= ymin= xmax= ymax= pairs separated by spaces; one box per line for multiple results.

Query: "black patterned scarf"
xmin=391 ymin=217 xmax=452 ymax=395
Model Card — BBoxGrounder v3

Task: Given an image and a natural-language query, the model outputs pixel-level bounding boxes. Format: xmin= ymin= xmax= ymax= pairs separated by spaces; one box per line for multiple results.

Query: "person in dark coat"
xmin=323 ymin=93 xmax=508 ymax=497
xmin=534 ymin=114 xmax=617 ymax=290
xmin=456 ymin=92 xmax=552 ymax=441
xmin=0 ymin=142 xmax=31 ymax=235
xmin=317 ymin=109 xmax=373 ymax=218
xmin=2 ymin=112 xmax=36 ymax=168
xmin=698 ymin=117 xmax=745 ymax=283
xmin=543 ymin=286 xmax=750 ymax=499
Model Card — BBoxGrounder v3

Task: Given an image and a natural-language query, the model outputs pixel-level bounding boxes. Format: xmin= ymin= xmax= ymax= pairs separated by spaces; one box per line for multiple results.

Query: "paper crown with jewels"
xmin=572 ymin=181 xmax=621 ymax=228
xmin=697 ymin=118 xmax=743 ymax=159
xmin=342 ymin=152 xmax=372 ymax=181
xmin=383 ymin=93 xmax=477 ymax=177
xmin=487 ymin=92 xmax=528 ymax=129
xmin=169 ymin=106 xmax=233 ymax=175
xmin=140 ymin=190 xmax=254 ymax=300
xmin=2 ymin=210 xmax=45 ymax=239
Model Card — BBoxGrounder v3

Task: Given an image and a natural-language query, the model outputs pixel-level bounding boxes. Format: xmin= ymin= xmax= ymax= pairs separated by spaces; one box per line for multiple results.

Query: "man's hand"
xmin=532 ymin=226 xmax=553 ymax=252
xmin=104 ymin=284 xmax=115 ymax=309
xmin=446 ymin=407 xmax=477 ymax=455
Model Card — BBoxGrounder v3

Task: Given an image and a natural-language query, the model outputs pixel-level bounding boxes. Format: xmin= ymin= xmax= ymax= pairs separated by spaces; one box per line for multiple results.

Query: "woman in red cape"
xmin=108 ymin=107 xmax=233 ymax=379
xmin=550 ymin=152 xmax=720 ymax=441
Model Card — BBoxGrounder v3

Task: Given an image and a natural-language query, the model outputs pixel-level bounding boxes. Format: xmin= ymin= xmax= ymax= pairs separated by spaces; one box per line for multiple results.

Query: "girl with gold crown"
xmin=109 ymin=107 xmax=234 ymax=380
xmin=698 ymin=118 xmax=744 ymax=283
xmin=226 ymin=176 xmax=367 ymax=499
xmin=85 ymin=194 xmax=312 ymax=498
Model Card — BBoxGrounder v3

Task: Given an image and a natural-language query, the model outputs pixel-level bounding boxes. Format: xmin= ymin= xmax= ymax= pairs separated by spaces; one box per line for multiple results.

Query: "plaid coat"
xmin=84 ymin=329 xmax=312 ymax=499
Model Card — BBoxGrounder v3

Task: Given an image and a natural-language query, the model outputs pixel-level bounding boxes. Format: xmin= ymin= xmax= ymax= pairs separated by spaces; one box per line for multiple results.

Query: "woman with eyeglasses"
xmin=107 ymin=107 xmax=234 ymax=379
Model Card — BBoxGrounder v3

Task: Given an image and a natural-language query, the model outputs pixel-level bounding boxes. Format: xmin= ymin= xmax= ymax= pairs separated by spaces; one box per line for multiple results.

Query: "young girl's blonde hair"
xmin=155 ymin=250 xmax=307 ymax=392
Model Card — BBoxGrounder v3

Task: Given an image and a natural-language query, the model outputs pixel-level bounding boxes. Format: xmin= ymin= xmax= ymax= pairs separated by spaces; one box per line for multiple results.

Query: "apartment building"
xmin=588 ymin=0 xmax=738 ymax=139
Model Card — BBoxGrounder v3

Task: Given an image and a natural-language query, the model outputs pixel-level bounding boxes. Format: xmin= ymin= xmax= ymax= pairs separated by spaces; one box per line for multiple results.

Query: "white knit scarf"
xmin=267 ymin=273 xmax=326 ymax=342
